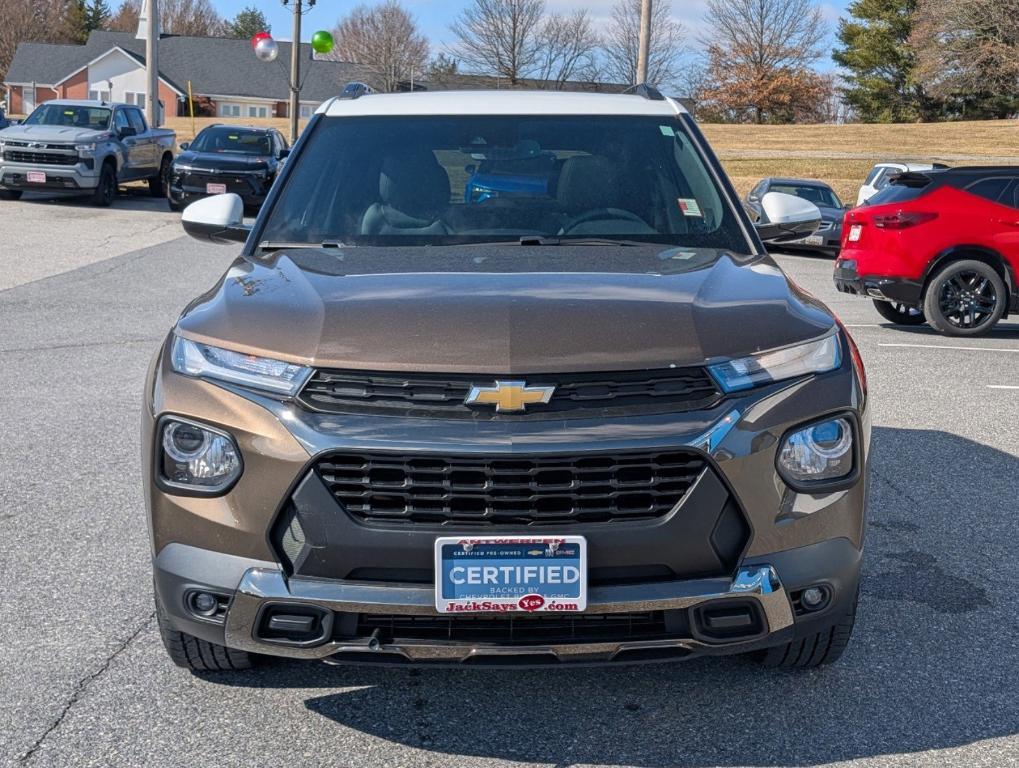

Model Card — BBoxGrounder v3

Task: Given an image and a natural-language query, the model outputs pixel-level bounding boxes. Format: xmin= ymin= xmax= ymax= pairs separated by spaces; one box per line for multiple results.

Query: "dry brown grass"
xmin=701 ymin=120 xmax=1018 ymax=157
xmin=160 ymin=116 xmax=1018 ymax=202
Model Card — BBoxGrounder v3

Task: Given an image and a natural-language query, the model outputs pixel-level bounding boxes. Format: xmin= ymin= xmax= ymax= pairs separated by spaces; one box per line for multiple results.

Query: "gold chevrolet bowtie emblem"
xmin=465 ymin=380 xmax=555 ymax=412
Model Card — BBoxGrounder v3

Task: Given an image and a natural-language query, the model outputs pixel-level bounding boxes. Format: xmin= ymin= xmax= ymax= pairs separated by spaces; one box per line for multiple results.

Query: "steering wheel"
xmin=559 ymin=207 xmax=651 ymax=235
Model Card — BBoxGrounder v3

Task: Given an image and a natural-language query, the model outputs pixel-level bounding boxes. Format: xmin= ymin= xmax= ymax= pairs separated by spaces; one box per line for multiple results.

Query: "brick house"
xmin=3 ymin=30 xmax=373 ymax=119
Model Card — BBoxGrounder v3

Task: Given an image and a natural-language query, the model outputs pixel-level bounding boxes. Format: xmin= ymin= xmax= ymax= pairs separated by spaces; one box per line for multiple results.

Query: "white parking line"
xmin=843 ymin=324 xmax=881 ymax=328
xmin=879 ymin=342 xmax=1019 ymax=353
xmin=987 ymin=385 xmax=1019 ymax=390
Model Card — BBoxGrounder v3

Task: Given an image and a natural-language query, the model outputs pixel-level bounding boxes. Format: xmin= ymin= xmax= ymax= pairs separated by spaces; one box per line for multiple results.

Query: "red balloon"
xmin=251 ymin=31 xmax=271 ymax=49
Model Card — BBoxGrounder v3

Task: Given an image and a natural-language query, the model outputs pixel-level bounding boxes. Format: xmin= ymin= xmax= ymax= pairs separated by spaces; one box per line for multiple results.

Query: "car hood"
xmin=175 ymin=151 xmax=270 ymax=171
xmin=0 ymin=124 xmax=108 ymax=143
xmin=176 ymin=246 xmax=835 ymax=373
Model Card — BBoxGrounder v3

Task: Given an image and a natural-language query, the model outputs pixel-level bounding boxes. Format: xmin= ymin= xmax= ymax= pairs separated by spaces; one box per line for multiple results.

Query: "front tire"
xmin=923 ymin=260 xmax=1006 ymax=337
xmin=150 ymin=155 xmax=171 ymax=198
xmin=872 ymin=299 xmax=926 ymax=325
xmin=754 ymin=591 xmax=857 ymax=668
xmin=90 ymin=163 xmax=117 ymax=207
xmin=0 ymin=189 xmax=23 ymax=201
xmin=156 ymin=598 xmax=253 ymax=672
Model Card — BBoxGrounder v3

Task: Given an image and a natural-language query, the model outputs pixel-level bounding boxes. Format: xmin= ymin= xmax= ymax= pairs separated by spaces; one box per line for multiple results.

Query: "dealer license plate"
xmin=206 ymin=182 xmax=227 ymax=194
xmin=434 ymin=535 xmax=587 ymax=614
xmin=804 ymin=234 xmax=825 ymax=246
xmin=848 ymin=224 xmax=863 ymax=242
xmin=27 ymin=171 xmax=46 ymax=183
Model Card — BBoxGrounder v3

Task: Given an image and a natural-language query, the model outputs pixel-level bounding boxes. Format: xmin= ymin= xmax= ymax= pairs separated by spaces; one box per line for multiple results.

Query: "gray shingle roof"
xmin=5 ymin=30 xmax=371 ymax=102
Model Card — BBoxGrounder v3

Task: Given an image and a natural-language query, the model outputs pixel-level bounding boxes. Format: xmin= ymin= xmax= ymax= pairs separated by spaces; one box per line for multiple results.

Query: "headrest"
xmin=379 ymin=153 xmax=449 ymax=218
xmin=556 ymin=155 xmax=627 ymax=212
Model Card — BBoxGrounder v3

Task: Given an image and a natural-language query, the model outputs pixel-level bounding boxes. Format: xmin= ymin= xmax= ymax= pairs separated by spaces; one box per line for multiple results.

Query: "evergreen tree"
xmin=84 ymin=0 xmax=112 ymax=33
xmin=227 ymin=6 xmax=270 ymax=39
xmin=832 ymin=0 xmax=939 ymax=122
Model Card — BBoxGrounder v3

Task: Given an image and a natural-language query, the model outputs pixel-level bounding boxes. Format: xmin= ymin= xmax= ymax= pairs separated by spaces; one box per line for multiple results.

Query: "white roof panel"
xmin=320 ymin=90 xmax=686 ymax=118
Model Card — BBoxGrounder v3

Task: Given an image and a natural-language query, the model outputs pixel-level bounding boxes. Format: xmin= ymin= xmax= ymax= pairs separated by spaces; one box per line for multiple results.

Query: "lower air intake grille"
xmin=315 ymin=450 xmax=707 ymax=526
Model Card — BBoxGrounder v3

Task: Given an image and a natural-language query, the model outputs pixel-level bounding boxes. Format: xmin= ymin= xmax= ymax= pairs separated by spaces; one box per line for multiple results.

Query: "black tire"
xmin=156 ymin=597 xmax=253 ymax=672
xmin=872 ymin=299 xmax=926 ymax=325
xmin=754 ymin=591 xmax=857 ymax=668
xmin=0 ymin=189 xmax=23 ymax=201
xmin=167 ymin=196 xmax=183 ymax=212
xmin=923 ymin=259 xmax=1007 ymax=337
xmin=90 ymin=162 xmax=117 ymax=207
xmin=150 ymin=154 xmax=171 ymax=198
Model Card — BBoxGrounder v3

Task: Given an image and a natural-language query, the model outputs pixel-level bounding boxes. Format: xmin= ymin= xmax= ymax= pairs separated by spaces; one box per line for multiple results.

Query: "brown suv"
xmin=144 ymin=87 xmax=868 ymax=671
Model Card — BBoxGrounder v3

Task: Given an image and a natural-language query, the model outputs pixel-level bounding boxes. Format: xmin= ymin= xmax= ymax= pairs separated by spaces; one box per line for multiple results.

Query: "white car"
xmin=856 ymin=162 xmax=948 ymax=207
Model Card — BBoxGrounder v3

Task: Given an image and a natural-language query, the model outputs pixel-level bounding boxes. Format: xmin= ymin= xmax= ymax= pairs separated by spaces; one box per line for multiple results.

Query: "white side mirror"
xmin=754 ymin=192 xmax=821 ymax=242
xmin=181 ymin=193 xmax=250 ymax=244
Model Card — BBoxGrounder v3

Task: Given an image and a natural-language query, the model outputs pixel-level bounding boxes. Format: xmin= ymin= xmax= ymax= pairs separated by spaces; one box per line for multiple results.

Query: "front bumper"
xmin=834 ymin=260 xmax=923 ymax=306
xmin=0 ymin=160 xmax=99 ymax=192
xmin=169 ymin=169 xmax=271 ymax=207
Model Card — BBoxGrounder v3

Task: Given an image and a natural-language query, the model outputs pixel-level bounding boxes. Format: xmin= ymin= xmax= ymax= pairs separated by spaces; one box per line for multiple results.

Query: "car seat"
xmin=361 ymin=153 xmax=450 ymax=235
xmin=556 ymin=156 xmax=656 ymax=236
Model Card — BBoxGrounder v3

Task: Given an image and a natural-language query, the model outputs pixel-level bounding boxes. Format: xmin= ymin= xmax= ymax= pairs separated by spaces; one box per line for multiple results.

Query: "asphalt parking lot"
xmin=2 ymin=194 xmax=1018 ymax=768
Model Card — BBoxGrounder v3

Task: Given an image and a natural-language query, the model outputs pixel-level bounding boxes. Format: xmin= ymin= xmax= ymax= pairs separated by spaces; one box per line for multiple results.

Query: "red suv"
xmin=834 ymin=167 xmax=1019 ymax=336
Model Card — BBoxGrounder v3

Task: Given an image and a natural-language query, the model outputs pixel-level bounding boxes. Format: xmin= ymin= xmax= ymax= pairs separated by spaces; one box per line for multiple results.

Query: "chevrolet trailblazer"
xmin=145 ymin=87 xmax=869 ymax=672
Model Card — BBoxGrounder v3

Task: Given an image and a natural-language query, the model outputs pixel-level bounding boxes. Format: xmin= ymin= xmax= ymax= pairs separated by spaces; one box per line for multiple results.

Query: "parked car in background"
xmin=168 ymin=125 xmax=289 ymax=213
xmin=835 ymin=166 xmax=1019 ymax=336
xmin=856 ymin=161 xmax=949 ymax=207
xmin=0 ymin=100 xmax=175 ymax=206
xmin=746 ymin=178 xmax=845 ymax=255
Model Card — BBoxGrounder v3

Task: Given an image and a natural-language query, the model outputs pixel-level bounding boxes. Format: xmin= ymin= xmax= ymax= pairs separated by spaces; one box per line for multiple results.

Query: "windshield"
xmin=260 ymin=115 xmax=748 ymax=250
xmin=190 ymin=127 xmax=272 ymax=155
xmin=771 ymin=183 xmax=842 ymax=209
xmin=24 ymin=104 xmax=111 ymax=130
xmin=867 ymin=182 xmax=929 ymax=205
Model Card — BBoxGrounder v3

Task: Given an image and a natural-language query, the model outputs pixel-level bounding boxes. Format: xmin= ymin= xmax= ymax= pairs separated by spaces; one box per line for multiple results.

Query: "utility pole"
xmin=636 ymin=0 xmax=651 ymax=84
xmin=288 ymin=0 xmax=302 ymax=144
xmin=145 ymin=0 xmax=159 ymax=126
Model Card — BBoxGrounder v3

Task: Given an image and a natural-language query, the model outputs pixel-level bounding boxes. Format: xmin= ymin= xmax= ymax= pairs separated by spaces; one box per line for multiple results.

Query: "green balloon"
xmin=311 ymin=30 xmax=333 ymax=54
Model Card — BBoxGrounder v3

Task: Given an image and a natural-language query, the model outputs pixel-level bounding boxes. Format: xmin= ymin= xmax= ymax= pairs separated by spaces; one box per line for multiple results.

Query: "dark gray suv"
xmin=144 ymin=87 xmax=868 ymax=672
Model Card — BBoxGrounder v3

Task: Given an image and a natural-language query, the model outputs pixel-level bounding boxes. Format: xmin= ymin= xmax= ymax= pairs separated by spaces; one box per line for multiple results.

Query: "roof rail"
xmin=623 ymin=83 xmax=665 ymax=101
xmin=339 ymin=82 xmax=374 ymax=100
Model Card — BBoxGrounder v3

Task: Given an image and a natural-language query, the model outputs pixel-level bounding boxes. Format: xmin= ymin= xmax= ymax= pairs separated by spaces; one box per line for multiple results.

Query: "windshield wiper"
xmin=258 ymin=240 xmax=354 ymax=252
xmin=517 ymin=236 xmax=644 ymax=247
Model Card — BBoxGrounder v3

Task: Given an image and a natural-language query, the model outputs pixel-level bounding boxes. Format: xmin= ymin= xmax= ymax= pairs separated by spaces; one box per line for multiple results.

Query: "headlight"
xmin=708 ymin=332 xmax=841 ymax=393
xmin=170 ymin=334 xmax=311 ymax=395
xmin=778 ymin=417 xmax=854 ymax=485
xmin=159 ymin=418 xmax=241 ymax=492
xmin=75 ymin=142 xmax=96 ymax=157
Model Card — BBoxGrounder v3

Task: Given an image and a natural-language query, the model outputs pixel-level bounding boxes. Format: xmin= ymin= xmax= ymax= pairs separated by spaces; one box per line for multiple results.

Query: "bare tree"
xmin=326 ymin=0 xmax=429 ymax=92
xmin=0 ymin=0 xmax=73 ymax=85
xmin=535 ymin=9 xmax=600 ymax=87
xmin=696 ymin=0 xmax=828 ymax=123
xmin=602 ymin=0 xmax=685 ymax=88
xmin=449 ymin=0 xmax=546 ymax=84
xmin=107 ymin=0 xmax=223 ymax=36
xmin=911 ymin=0 xmax=1019 ymax=103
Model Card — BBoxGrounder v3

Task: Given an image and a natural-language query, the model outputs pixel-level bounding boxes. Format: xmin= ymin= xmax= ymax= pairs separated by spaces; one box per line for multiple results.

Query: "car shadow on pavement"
xmin=201 ymin=426 xmax=1019 ymax=767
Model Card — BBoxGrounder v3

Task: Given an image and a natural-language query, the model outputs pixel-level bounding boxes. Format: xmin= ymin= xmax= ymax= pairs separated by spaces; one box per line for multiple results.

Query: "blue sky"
xmin=218 ymin=0 xmax=853 ymax=67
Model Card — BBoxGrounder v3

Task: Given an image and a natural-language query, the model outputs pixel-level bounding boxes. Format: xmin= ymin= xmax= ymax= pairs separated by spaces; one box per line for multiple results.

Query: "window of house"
xmin=219 ymin=104 xmax=241 ymax=117
xmin=300 ymin=104 xmax=313 ymax=119
xmin=88 ymin=89 xmax=111 ymax=103
xmin=247 ymin=105 xmax=268 ymax=118
xmin=124 ymin=92 xmax=146 ymax=109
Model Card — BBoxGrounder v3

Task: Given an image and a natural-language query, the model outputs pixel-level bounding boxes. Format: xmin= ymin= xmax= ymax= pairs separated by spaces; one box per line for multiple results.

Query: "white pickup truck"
xmin=0 ymin=99 xmax=176 ymax=206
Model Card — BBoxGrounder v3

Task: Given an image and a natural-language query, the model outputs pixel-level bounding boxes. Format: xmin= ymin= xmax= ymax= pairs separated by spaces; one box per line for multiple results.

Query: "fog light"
xmin=801 ymin=587 xmax=827 ymax=611
xmin=778 ymin=417 xmax=854 ymax=485
xmin=159 ymin=418 xmax=242 ymax=493
xmin=190 ymin=591 xmax=219 ymax=616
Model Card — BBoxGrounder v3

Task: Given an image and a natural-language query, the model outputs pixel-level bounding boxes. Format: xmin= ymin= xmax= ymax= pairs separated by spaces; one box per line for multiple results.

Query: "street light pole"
xmin=288 ymin=0 xmax=302 ymax=143
xmin=145 ymin=0 xmax=159 ymax=126
xmin=636 ymin=0 xmax=651 ymax=85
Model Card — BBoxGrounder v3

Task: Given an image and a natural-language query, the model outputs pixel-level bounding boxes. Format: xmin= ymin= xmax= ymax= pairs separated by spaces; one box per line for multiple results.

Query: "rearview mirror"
xmin=179 ymin=142 xmax=190 ymax=151
xmin=278 ymin=147 xmax=290 ymax=159
xmin=119 ymin=125 xmax=137 ymax=139
xmin=754 ymin=192 xmax=821 ymax=242
xmin=181 ymin=193 xmax=251 ymax=244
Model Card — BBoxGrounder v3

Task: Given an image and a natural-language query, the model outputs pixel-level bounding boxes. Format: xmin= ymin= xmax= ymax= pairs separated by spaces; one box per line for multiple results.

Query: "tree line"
xmin=1 ymin=0 xmax=1016 ymax=123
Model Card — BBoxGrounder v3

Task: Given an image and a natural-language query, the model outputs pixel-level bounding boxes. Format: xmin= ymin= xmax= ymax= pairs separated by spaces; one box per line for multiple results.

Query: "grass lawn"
xmin=163 ymin=115 xmax=1018 ymax=203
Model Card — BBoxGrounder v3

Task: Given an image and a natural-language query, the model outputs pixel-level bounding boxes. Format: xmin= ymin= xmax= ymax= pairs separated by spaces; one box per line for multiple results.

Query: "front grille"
xmin=355 ymin=611 xmax=671 ymax=644
xmin=315 ymin=450 xmax=707 ymax=526
xmin=298 ymin=368 xmax=721 ymax=419
xmin=4 ymin=150 xmax=78 ymax=166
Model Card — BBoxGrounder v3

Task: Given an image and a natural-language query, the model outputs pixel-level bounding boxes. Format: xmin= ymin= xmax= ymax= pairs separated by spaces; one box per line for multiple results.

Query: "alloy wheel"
xmin=937 ymin=270 xmax=1000 ymax=330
